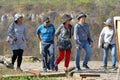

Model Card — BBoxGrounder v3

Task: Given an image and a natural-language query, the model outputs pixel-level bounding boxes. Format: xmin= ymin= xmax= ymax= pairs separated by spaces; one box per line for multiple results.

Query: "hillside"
xmin=0 ymin=0 xmax=120 ymax=60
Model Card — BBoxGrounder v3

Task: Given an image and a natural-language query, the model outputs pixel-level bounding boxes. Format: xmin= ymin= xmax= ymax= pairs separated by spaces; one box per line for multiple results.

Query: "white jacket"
xmin=98 ymin=26 xmax=116 ymax=46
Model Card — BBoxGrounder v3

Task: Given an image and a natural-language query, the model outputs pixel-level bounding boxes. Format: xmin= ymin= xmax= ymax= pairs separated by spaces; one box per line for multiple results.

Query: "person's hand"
xmin=98 ymin=45 xmax=102 ymax=48
xmin=76 ymin=45 xmax=80 ymax=49
xmin=104 ymin=43 xmax=109 ymax=48
xmin=14 ymin=38 xmax=17 ymax=42
xmin=26 ymin=40 xmax=29 ymax=47
xmin=90 ymin=42 xmax=94 ymax=48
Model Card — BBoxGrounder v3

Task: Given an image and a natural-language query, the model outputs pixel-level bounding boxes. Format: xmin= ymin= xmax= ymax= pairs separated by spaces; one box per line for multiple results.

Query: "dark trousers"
xmin=41 ymin=41 xmax=54 ymax=71
xmin=12 ymin=49 xmax=23 ymax=68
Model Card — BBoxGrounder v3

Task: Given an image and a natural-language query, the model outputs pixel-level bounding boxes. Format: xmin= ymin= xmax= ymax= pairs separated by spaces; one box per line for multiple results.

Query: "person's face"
xmin=17 ymin=17 xmax=23 ymax=24
xmin=66 ymin=19 xmax=71 ymax=24
xmin=107 ymin=25 xmax=112 ymax=29
xmin=44 ymin=21 xmax=50 ymax=27
xmin=79 ymin=17 xmax=86 ymax=23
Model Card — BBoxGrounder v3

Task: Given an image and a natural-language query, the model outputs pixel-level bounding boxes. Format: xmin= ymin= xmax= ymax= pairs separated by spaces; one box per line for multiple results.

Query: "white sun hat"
xmin=14 ymin=13 xmax=23 ymax=21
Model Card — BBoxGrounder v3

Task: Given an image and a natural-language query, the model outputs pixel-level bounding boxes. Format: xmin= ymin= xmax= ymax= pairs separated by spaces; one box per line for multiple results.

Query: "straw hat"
xmin=76 ymin=12 xmax=87 ymax=20
xmin=62 ymin=14 xmax=72 ymax=23
xmin=104 ymin=18 xmax=113 ymax=26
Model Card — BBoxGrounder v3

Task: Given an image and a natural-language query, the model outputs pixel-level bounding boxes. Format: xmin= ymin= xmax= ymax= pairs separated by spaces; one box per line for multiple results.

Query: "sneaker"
xmin=51 ymin=67 xmax=55 ymax=71
xmin=55 ymin=65 xmax=58 ymax=71
xmin=111 ymin=66 xmax=117 ymax=70
xmin=16 ymin=67 xmax=23 ymax=72
xmin=47 ymin=65 xmax=50 ymax=70
xmin=42 ymin=68 xmax=47 ymax=72
xmin=103 ymin=66 xmax=107 ymax=70
xmin=43 ymin=69 xmax=47 ymax=72
xmin=76 ymin=68 xmax=81 ymax=72
xmin=6 ymin=63 xmax=14 ymax=69
xmin=83 ymin=64 xmax=90 ymax=69
xmin=64 ymin=68 xmax=68 ymax=73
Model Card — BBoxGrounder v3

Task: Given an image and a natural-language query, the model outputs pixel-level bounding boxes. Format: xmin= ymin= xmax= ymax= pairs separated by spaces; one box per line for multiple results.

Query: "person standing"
xmin=36 ymin=17 xmax=55 ymax=72
xmin=74 ymin=12 xmax=93 ymax=71
xmin=54 ymin=14 xmax=73 ymax=72
xmin=98 ymin=18 xmax=116 ymax=70
xmin=7 ymin=13 xmax=28 ymax=71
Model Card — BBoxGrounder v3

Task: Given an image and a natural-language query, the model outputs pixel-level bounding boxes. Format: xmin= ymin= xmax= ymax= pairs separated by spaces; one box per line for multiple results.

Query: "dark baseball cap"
xmin=43 ymin=17 xmax=50 ymax=22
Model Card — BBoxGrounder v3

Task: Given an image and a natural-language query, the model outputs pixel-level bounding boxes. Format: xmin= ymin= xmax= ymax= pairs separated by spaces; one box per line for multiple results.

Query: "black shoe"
xmin=83 ymin=64 xmax=90 ymax=69
xmin=43 ymin=69 xmax=47 ymax=72
xmin=76 ymin=68 xmax=81 ymax=72
xmin=6 ymin=63 xmax=14 ymax=69
xmin=111 ymin=66 xmax=117 ymax=70
xmin=46 ymin=64 xmax=50 ymax=70
xmin=16 ymin=67 xmax=23 ymax=72
xmin=55 ymin=65 xmax=58 ymax=71
xmin=102 ymin=66 xmax=107 ymax=70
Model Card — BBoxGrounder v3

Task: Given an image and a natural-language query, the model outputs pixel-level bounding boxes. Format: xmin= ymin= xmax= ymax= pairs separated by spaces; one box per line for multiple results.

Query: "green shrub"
xmin=2 ymin=76 xmax=57 ymax=80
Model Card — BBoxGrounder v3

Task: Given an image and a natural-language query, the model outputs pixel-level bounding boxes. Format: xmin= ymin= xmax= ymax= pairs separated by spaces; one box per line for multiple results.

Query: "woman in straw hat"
xmin=98 ymin=18 xmax=117 ymax=70
xmin=54 ymin=14 xmax=74 ymax=72
xmin=6 ymin=13 xmax=28 ymax=71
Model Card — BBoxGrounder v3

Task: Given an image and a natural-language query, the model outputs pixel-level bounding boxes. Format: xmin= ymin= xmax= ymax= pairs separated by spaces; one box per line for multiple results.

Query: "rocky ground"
xmin=0 ymin=56 xmax=119 ymax=80
xmin=20 ymin=61 xmax=120 ymax=80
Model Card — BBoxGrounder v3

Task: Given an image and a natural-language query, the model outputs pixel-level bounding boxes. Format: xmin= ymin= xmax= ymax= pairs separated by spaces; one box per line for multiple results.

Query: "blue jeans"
xmin=75 ymin=40 xmax=91 ymax=70
xmin=103 ymin=44 xmax=116 ymax=67
xmin=41 ymin=41 xmax=54 ymax=71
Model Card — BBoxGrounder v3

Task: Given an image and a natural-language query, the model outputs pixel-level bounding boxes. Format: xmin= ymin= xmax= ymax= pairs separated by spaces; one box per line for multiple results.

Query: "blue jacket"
xmin=74 ymin=23 xmax=93 ymax=44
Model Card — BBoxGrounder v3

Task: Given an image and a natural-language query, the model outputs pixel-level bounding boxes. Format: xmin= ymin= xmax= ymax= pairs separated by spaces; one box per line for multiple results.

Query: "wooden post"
xmin=114 ymin=16 xmax=120 ymax=63
xmin=39 ymin=41 xmax=42 ymax=54
xmin=114 ymin=16 xmax=120 ymax=80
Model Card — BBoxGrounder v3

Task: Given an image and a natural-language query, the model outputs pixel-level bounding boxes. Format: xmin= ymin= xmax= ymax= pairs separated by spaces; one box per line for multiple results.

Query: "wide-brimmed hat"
xmin=104 ymin=18 xmax=113 ymax=26
xmin=62 ymin=14 xmax=72 ymax=23
xmin=14 ymin=13 xmax=23 ymax=21
xmin=42 ymin=17 xmax=50 ymax=22
xmin=77 ymin=12 xmax=87 ymax=20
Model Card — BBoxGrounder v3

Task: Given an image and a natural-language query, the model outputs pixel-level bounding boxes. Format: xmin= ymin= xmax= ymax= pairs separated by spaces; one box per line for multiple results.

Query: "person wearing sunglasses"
xmin=36 ymin=17 xmax=55 ymax=72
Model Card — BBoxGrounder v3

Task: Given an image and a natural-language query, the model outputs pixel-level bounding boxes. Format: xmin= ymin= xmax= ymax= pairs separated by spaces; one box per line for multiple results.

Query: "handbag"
xmin=57 ymin=25 xmax=72 ymax=50
xmin=57 ymin=39 xmax=72 ymax=50
xmin=103 ymin=42 xmax=110 ymax=48
xmin=101 ymin=42 xmax=104 ymax=48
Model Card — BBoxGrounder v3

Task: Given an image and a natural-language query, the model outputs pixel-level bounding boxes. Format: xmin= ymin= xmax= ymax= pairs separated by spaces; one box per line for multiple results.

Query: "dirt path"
xmin=21 ymin=61 xmax=118 ymax=80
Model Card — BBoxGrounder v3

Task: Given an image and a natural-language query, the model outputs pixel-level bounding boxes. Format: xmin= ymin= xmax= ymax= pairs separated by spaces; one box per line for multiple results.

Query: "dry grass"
xmin=0 ymin=66 xmax=23 ymax=75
